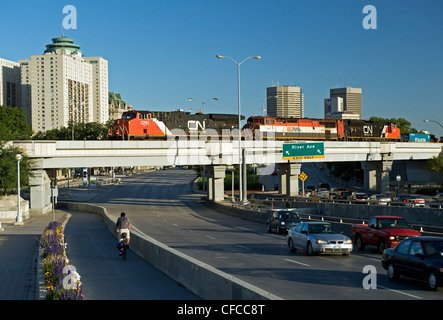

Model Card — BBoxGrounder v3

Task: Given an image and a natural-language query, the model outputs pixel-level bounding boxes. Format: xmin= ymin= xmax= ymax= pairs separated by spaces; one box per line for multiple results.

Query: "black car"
xmin=381 ymin=236 xmax=443 ymax=290
xmin=267 ymin=209 xmax=302 ymax=234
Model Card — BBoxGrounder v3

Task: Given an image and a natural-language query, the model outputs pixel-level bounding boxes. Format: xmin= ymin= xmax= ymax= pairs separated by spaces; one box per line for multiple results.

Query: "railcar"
xmin=109 ymin=110 xmax=242 ymax=140
xmin=343 ymin=119 xmax=401 ymax=141
xmin=243 ymin=116 xmax=401 ymax=141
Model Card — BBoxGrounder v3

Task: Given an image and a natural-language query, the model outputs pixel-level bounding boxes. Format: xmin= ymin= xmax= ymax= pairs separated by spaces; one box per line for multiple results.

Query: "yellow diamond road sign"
xmin=299 ymin=172 xmax=307 ymax=181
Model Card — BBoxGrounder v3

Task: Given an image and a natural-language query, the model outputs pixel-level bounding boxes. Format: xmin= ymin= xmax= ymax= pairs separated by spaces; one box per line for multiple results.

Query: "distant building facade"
xmin=19 ymin=35 xmax=108 ymax=132
xmin=109 ymin=92 xmax=132 ymax=120
xmin=326 ymin=87 xmax=362 ymax=120
xmin=266 ymin=85 xmax=304 ymax=118
xmin=0 ymin=58 xmax=21 ymax=108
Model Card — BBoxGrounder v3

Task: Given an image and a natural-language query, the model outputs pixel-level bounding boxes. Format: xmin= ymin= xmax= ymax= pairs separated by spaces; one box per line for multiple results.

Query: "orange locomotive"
xmin=109 ymin=109 xmax=242 ymax=140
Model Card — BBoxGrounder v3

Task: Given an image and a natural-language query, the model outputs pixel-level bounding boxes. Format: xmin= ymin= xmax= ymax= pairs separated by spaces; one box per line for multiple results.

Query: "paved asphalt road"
xmin=69 ymin=169 xmax=443 ymax=300
xmin=64 ymin=209 xmax=199 ymax=300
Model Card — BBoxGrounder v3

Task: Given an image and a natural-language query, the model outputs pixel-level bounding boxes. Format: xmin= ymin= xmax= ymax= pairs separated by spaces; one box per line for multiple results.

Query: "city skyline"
xmin=1 ymin=0 xmax=442 ymax=137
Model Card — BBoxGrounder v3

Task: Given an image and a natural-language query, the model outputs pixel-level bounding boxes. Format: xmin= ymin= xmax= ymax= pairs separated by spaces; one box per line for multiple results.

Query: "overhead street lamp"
xmin=188 ymin=97 xmax=219 ymax=114
xmin=423 ymin=119 xmax=443 ymax=130
xmin=216 ymin=54 xmax=261 ymax=204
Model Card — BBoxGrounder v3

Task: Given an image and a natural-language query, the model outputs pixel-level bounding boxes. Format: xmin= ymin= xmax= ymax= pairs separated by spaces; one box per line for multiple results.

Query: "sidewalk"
xmin=0 ymin=209 xmax=199 ymax=300
xmin=0 ymin=211 xmax=67 ymax=300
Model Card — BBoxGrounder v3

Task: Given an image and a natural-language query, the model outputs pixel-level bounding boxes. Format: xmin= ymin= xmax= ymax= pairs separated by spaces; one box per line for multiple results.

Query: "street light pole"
xmin=188 ymin=97 xmax=219 ymax=114
xmin=15 ymin=154 xmax=23 ymax=225
xmin=216 ymin=55 xmax=261 ymax=204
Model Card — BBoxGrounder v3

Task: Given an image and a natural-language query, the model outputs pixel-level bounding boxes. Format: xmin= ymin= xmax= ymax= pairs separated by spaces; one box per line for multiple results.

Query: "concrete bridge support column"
xmin=277 ymin=163 xmax=302 ymax=197
xmin=362 ymin=160 xmax=393 ymax=193
xmin=205 ymin=165 xmax=226 ymax=202
xmin=29 ymin=169 xmax=52 ymax=214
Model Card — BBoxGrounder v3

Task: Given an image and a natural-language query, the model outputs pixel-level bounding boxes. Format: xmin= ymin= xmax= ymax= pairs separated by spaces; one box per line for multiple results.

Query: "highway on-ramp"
xmin=84 ymin=170 xmax=443 ymax=300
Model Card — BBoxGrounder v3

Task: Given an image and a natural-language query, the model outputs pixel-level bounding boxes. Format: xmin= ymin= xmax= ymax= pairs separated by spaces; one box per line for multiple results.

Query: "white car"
xmin=369 ymin=194 xmax=391 ymax=205
xmin=287 ymin=222 xmax=353 ymax=256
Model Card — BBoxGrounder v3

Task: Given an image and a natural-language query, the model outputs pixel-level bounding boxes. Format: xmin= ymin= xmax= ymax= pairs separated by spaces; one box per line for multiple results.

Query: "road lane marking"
xmin=236 ymin=244 xmax=250 ymax=250
xmin=205 ymin=235 xmax=216 ymax=240
xmin=377 ymin=285 xmax=423 ymax=300
xmin=284 ymin=258 xmax=311 ymax=267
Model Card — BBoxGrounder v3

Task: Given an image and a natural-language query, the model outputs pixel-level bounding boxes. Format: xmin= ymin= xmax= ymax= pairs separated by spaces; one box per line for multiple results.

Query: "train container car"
xmin=244 ymin=116 xmax=345 ymax=140
xmin=343 ymin=120 xmax=401 ymax=141
xmin=109 ymin=110 xmax=242 ymax=140
xmin=401 ymin=133 xmax=431 ymax=142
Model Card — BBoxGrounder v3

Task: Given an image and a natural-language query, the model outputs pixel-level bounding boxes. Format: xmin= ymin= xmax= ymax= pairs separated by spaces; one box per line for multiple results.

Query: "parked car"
xmin=316 ymin=188 xmax=329 ymax=199
xmin=369 ymin=194 xmax=392 ymax=205
xmin=353 ymin=193 xmax=369 ymax=202
xmin=328 ymin=192 xmax=337 ymax=200
xmin=336 ymin=191 xmax=353 ymax=200
xmin=267 ymin=209 xmax=302 ymax=234
xmin=381 ymin=236 xmax=443 ymax=290
xmin=394 ymin=194 xmax=426 ymax=207
xmin=287 ymin=222 xmax=353 ymax=256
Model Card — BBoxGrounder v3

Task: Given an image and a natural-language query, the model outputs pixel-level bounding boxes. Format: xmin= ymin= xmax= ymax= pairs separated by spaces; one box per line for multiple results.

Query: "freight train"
xmin=109 ymin=110 xmax=401 ymax=141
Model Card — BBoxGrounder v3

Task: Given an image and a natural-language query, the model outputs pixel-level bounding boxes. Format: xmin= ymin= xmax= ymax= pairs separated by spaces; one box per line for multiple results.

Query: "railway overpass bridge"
xmin=9 ymin=140 xmax=443 ymax=213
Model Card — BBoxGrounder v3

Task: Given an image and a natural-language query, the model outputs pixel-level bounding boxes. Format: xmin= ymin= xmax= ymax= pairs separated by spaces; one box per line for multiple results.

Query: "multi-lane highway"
xmin=87 ymin=169 xmax=442 ymax=300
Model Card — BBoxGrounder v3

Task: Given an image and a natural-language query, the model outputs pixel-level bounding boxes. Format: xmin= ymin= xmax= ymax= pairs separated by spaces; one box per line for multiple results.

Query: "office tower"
xmin=266 ymin=85 xmax=304 ymax=118
xmin=328 ymin=87 xmax=362 ymax=119
xmin=19 ymin=35 xmax=108 ymax=132
xmin=0 ymin=58 xmax=21 ymax=108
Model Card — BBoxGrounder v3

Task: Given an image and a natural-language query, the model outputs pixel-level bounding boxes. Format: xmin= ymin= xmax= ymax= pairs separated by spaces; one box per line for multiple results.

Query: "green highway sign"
xmin=282 ymin=142 xmax=325 ymax=160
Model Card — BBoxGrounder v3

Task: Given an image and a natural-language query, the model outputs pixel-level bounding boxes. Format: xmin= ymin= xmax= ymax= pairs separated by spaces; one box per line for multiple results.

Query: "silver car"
xmin=287 ymin=222 xmax=353 ymax=256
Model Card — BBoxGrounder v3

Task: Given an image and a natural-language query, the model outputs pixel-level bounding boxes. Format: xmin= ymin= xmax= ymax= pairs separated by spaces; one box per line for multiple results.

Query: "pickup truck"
xmin=351 ymin=216 xmax=421 ymax=252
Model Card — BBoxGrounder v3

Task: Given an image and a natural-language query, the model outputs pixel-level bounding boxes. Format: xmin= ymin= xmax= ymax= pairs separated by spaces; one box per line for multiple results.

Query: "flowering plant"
xmin=41 ymin=221 xmax=84 ymax=300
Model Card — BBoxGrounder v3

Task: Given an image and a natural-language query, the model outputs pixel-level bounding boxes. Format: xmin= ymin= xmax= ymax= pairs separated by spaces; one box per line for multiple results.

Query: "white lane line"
xmin=284 ymin=258 xmax=311 ymax=267
xmin=172 ymin=223 xmax=179 ymax=227
xmin=206 ymin=235 xmax=216 ymax=240
xmin=377 ymin=285 xmax=423 ymax=300
xmin=236 ymin=244 xmax=250 ymax=250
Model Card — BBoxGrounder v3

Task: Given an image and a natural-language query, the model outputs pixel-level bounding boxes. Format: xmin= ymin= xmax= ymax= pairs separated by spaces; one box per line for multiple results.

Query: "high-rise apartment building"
xmin=327 ymin=87 xmax=362 ymax=119
xmin=266 ymin=85 xmax=304 ymax=118
xmin=0 ymin=58 xmax=21 ymax=108
xmin=19 ymin=35 xmax=108 ymax=132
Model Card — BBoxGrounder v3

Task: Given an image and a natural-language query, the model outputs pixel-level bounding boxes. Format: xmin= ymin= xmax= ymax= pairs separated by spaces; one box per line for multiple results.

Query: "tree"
xmin=0 ymin=142 xmax=34 ymax=195
xmin=368 ymin=116 xmax=417 ymax=134
xmin=427 ymin=155 xmax=443 ymax=179
xmin=0 ymin=105 xmax=33 ymax=141
xmin=33 ymin=120 xmax=113 ymax=140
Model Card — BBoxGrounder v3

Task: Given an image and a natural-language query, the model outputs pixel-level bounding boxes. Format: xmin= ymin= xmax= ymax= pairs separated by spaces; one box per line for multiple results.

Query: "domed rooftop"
xmin=44 ymin=35 xmax=82 ymax=54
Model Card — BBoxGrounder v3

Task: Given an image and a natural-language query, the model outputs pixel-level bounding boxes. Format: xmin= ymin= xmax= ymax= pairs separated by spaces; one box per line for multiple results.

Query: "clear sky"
xmin=1 ymin=0 xmax=443 ymax=137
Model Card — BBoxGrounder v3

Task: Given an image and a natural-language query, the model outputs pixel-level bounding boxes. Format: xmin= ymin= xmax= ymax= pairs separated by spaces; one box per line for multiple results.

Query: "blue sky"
xmin=1 ymin=0 xmax=443 ymax=136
